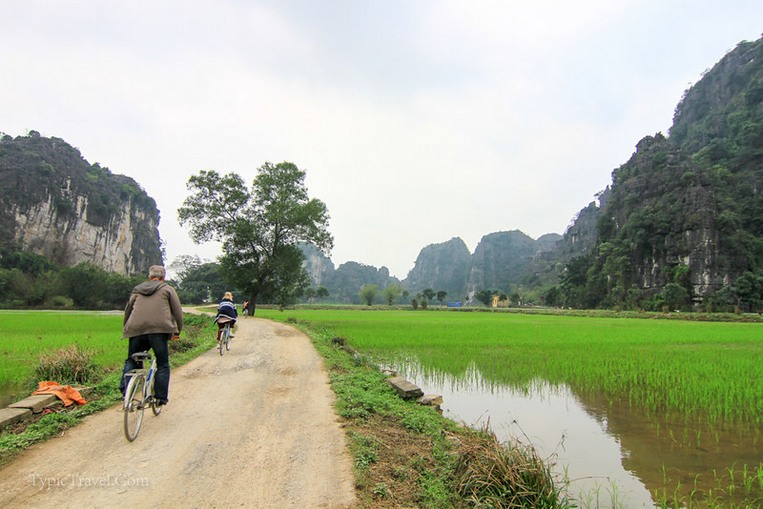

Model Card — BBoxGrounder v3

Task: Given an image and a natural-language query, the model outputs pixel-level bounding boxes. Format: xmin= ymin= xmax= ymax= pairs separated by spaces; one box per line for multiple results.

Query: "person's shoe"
xmin=155 ymin=398 xmax=168 ymax=407
xmin=229 ymin=334 xmax=235 ymax=338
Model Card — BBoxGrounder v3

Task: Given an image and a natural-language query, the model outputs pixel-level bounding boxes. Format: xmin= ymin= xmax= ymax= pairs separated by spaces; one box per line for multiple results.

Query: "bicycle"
xmin=123 ymin=351 xmax=162 ymax=442
xmin=218 ymin=320 xmax=232 ymax=356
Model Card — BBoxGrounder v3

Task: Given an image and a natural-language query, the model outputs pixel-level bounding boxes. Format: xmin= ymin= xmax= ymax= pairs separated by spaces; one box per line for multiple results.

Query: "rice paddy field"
xmin=258 ymin=308 xmax=763 ymax=508
xmin=0 ymin=310 xmax=126 ymax=391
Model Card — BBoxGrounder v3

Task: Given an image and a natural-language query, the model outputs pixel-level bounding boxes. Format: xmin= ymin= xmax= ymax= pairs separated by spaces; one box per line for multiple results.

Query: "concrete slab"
xmin=0 ymin=407 xmax=32 ymax=429
xmin=10 ymin=394 xmax=58 ymax=413
xmin=387 ymin=377 xmax=424 ymax=399
xmin=417 ymin=394 xmax=443 ymax=406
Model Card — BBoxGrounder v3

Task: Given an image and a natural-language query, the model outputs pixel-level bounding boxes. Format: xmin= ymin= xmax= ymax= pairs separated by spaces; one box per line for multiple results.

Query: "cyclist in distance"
xmin=215 ymin=291 xmax=238 ymax=344
xmin=120 ymin=265 xmax=183 ymax=407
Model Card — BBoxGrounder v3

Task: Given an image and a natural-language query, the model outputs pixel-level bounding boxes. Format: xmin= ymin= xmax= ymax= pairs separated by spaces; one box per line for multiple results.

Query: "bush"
xmin=33 ymin=344 xmax=102 ymax=385
xmin=50 ymin=295 xmax=74 ymax=308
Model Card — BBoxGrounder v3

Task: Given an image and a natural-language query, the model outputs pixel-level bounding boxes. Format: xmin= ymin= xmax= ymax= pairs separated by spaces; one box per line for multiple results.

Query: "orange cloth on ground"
xmin=33 ymin=381 xmax=87 ymax=406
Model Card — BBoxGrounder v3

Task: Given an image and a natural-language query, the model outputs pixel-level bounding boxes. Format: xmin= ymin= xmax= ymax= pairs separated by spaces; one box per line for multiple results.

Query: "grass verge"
xmin=286 ymin=317 xmax=573 ymax=509
xmin=0 ymin=313 xmax=216 ymax=466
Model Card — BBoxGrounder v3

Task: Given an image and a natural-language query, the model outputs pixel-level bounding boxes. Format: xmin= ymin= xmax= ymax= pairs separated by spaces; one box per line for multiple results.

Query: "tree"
xmin=176 ymin=261 xmax=226 ymax=304
xmin=661 ymin=283 xmax=689 ymax=311
xmin=436 ymin=291 xmax=447 ymax=304
xmin=316 ymin=286 xmax=330 ymax=300
xmin=474 ymin=290 xmax=493 ymax=307
xmin=359 ymin=284 xmax=379 ymax=306
xmin=383 ymin=283 xmax=404 ymax=306
xmin=178 ymin=163 xmax=333 ymax=313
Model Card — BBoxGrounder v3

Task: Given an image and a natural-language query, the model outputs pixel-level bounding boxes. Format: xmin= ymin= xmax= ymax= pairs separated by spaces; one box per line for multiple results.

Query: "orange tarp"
xmin=33 ymin=381 xmax=87 ymax=406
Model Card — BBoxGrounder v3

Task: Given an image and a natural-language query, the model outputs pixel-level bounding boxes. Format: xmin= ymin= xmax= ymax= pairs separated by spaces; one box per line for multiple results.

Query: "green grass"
xmin=288 ymin=317 xmax=573 ymax=508
xmin=0 ymin=311 xmax=217 ymax=465
xmin=259 ymin=308 xmax=763 ymax=507
xmin=258 ymin=309 xmax=763 ymax=426
xmin=0 ymin=311 xmax=128 ymax=388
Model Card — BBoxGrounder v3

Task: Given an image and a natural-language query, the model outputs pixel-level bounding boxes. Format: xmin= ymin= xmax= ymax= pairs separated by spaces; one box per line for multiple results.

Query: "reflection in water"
xmin=395 ymin=363 xmax=762 ymax=508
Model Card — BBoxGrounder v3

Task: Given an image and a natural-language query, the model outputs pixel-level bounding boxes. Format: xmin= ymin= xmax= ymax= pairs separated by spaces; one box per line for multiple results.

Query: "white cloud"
xmin=2 ymin=1 xmax=762 ymax=278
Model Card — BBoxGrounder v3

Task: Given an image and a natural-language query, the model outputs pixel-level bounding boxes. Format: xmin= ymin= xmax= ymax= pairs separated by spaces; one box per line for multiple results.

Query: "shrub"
xmin=34 ymin=344 xmax=102 ymax=385
xmin=454 ymin=430 xmax=572 ymax=508
xmin=50 ymin=295 xmax=74 ymax=308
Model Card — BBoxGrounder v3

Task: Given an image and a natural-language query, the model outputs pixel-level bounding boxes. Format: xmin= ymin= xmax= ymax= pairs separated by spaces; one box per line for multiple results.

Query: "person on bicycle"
xmin=120 ymin=265 xmax=183 ymax=407
xmin=215 ymin=291 xmax=237 ymax=344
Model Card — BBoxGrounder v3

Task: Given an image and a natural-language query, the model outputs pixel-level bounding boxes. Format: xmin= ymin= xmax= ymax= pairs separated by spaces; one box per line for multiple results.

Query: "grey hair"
xmin=148 ymin=265 xmax=166 ymax=279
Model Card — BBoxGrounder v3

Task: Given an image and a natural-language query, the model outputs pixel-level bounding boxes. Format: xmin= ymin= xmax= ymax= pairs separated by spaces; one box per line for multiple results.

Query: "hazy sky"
xmin=2 ymin=2 xmax=761 ymax=278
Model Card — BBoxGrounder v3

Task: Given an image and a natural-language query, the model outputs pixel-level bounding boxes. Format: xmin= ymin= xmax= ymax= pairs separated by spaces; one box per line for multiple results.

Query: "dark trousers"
xmin=119 ymin=333 xmax=171 ymax=402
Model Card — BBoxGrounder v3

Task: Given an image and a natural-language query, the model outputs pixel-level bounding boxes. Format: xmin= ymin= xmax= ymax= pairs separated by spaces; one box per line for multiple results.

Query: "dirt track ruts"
xmin=0 ymin=317 xmax=357 ymax=508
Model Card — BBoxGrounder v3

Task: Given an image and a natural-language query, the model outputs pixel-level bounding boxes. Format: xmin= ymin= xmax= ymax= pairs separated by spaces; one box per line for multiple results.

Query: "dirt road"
xmin=0 ymin=318 xmax=357 ymax=508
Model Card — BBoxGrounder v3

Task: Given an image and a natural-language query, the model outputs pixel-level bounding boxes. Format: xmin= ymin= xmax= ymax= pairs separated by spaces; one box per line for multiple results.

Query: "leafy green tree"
xmin=178 ymin=163 xmax=333 ymax=313
xmin=176 ymin=262 xmax=226 ymax=304
xmin=436 ymin=290 xmax=447 ymax=304
xmin=359 ymin=284 xmax=379 ymax=306
xmin=660 ymin=283 xmax=690 ymax=311
xmin=383 ymin=283 xmax=404 ymax=306
xmin=316 ymin=286 xmax=329 ymax=300
xmin=543 ymin=286 xmax=561 ymax=307
xmin=60 ymin=263 xmax=108 ymax=308
xmin=734 ymin=271 xmax=763 ymax=312
xmin=474 ymin=290 xmax=493 ymax=307
xmin=422 ymin=288 xmax=435 ymax=301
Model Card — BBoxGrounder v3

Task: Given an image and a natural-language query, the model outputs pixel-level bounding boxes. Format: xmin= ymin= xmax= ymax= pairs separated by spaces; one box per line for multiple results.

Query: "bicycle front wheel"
xmin=123 ymin=374 xmax=146 ymax=442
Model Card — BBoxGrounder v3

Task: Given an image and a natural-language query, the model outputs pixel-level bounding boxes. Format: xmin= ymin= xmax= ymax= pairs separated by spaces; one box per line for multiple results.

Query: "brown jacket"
xmin=122 ymin=280 xmax=183 ymax=338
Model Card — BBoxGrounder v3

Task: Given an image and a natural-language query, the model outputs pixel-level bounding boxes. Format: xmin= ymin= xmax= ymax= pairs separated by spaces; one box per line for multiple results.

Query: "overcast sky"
xmin=2 ymin=2 xmax=761 ymax=278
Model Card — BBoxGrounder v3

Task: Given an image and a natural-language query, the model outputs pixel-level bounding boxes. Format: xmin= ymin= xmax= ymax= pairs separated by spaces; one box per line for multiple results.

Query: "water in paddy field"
xmin=0 ymin=383 xmax=22 ymax=408
xmin=396 ymin=364 xmax=763 ymax=509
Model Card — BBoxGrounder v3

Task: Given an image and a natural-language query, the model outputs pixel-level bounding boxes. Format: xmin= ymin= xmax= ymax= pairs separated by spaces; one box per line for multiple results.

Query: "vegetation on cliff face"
xmin=0 ymin=131 xmax=162 ymax=274
xmin=555 ymin=36 xmax=763 ymax=312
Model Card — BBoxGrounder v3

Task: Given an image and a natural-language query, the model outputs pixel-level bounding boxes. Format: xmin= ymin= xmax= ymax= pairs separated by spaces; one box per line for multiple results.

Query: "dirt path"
xmin=0 ymin=318 xmax=357 ymax=508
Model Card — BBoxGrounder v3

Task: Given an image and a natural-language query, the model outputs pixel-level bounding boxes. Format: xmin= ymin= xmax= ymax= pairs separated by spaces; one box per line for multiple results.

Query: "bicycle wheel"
xmin=225 ymin=324 xmax=231 ymax=351
xmin=218 ymin=325 xmax=226 ymax=356
xmin=123 ymin=374 xmax=146 ymax=442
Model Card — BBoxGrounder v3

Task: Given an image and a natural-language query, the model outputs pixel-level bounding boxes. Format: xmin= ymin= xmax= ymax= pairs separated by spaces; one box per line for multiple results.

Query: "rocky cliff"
xmin=404 ymin=237 xmax=471 ymax=299
xmin=0 ymin=132 xmax=163 ymax=275
xmin=554 ymin=36 xmax=763 ymax=308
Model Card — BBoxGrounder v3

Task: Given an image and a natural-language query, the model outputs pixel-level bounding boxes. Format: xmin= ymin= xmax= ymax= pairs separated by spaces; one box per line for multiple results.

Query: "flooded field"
xmin=398 ymin=364 xmax=763 ymax=508
xmin=259 ymin=308 xmax=763 ymax=507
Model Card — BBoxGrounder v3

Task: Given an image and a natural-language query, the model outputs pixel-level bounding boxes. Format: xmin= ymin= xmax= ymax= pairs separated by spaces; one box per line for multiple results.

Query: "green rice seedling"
xmin=258 ymin=308 xmax=763 ymax=508
xmin=0 ymin=311 xmax=125 ymax=387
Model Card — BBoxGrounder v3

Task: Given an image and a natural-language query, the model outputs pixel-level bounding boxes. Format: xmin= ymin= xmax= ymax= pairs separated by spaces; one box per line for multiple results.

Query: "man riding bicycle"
xmin=120 ymin=265 xmax=183 ymax=407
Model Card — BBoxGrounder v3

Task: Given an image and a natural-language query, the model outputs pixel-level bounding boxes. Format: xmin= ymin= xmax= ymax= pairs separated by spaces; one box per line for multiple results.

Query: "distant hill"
xmin=301 ymin=36 xmax=763 ymax=310
xmin=0 ymin=131 xmax=162 ymax=275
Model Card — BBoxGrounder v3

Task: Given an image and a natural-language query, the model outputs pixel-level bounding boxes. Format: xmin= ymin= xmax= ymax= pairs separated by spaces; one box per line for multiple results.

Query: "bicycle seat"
xmin=131 ymin=351 xmax=152 ymax=363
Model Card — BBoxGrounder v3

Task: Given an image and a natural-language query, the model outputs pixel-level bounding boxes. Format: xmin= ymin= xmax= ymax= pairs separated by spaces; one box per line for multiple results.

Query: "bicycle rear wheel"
xmin=218 ymin=325 xmax=226 ymax=356
xmin=123 ymin=374 xmax=146 ymax=441
xmin=225 ymin=324 xmax=231 ymax=351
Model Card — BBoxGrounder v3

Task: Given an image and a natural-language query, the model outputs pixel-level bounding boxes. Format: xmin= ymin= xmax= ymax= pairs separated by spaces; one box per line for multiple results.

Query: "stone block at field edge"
xmin=387 ymin=377 xmax=424 ymax=399
xmin=0 ymin=407 xmax=32 ymax=428
xmin=10 ymin=394 xmax=59 ymax=413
